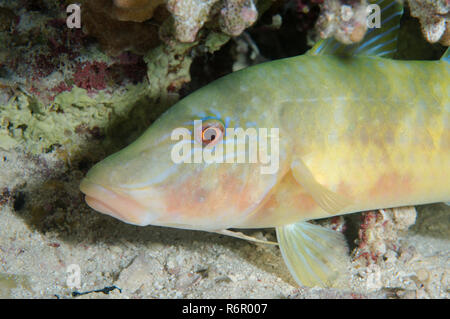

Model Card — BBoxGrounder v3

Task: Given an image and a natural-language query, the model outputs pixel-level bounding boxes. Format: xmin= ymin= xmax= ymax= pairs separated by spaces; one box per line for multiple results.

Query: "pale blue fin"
xmin=442 ymin=48 xmax=450 ymax=63
xmin=276 ymin=221 xmax=350 ymax=287
xmin=308 ymin=0 xmax=403 ymax=57
xmin=291 ymin=159 xmax=353 ymax=214
xmin=444 ymin=202 xmax=450 ymax=206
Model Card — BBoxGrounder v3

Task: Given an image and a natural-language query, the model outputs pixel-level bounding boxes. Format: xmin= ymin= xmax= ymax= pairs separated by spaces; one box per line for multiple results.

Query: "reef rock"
xmin=407 ymin=0 xmax=450 ymax=45
xmin=315 ymin=0 xmax=368 ymax=44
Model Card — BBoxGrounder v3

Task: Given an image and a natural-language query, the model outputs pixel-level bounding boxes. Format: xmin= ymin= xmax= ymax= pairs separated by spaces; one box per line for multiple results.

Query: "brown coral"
xmin=82 ymin=0 xmax=262 ymax=53
xmin=112 ymin=0 xmax=166 ymax=22
xmin=81 ymin=0 xmax=165 ymax=55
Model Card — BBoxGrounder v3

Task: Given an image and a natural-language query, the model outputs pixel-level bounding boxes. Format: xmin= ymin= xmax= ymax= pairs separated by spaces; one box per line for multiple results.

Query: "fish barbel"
xmin=80 ymin=0 xmax=449 ymax=287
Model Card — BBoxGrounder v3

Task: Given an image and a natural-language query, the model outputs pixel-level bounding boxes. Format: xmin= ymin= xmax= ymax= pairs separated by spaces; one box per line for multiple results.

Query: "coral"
xmin=82 ymin=0 xmax=263 ymax=53
xmin=396 ymin=8 xmax=446 ymax=60
xmin=145 ymin=42 xmax=195 ymax=96
xmin=167 ymin=0 xmax=221 ymax=42
xmin=219 ymin=0 xmax=259 ymax=36
xmin=73 ymin=62 xmax=109 ymax=92
xmin=407 ymin=0 xmax=450 ymax=45
xmin=112 ymin=0 xmax=166 ymax=22
xmin=0 ymin=6 xmax=88 ymax=102
xmin=0 ymin=83 xmax=147 ymax=154
xmin=0 ymin=0 xmax=277 ymax=155
xmin=315 ymin=0 xmax=368 ymax=44
xmin=0 ymin=4 xmax=149 ymax=101
xmin=0 ymin=0 xmax=279 ymax=154
xmin=109 ymin=52 xmax=148 ymax=84
xmin=0 ymin=39 xmax=196 ymax=155
xmin=50 ymin=81 xmax=71 ymax=95
xmin=82 ymin=0 xmax=162 ymax=55
xmin=166 ymin=0 xmax=260 ymax=43
xmin=82 ymin=0 xmax=166 ymax=23
xmin=319 ymin=215 xmax=347 ymax=233
xmin=353 ymin=207 xmax=417 ymax=265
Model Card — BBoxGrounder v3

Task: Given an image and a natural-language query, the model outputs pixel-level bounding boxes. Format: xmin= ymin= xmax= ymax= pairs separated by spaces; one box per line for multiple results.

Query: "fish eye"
xmin=195 ymin=119 xmax=225 ymax=147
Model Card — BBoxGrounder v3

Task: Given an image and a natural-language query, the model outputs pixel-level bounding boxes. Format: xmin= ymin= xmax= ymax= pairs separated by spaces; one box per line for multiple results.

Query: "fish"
xmin=80 ymin=0 xmax=450 ymax=287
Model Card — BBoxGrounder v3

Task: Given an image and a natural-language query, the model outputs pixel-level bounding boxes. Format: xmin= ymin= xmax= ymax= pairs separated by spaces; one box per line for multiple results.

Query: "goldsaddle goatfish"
xmin=80 ymin=0 xmax=450 ymax=287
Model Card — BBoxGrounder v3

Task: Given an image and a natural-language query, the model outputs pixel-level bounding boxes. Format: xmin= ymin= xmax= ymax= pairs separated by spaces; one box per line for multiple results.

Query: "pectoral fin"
xmin=276 ymin=221 xmax=350 ymax=287
xmin=291 ymin=159 xmax=353 ymax=214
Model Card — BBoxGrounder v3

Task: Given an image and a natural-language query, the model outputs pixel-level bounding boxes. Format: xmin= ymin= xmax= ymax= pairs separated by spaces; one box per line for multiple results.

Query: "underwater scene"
xmin=0 ymin=0 xmax=448 ymax=299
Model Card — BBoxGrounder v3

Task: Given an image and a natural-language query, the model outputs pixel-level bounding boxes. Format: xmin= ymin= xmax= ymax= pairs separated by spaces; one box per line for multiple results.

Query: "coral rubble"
xmin=353 ymin=207 xmax=417 ymax=265
xmin=315 ymin=0 xmax=368 ymax=44
xmin=219 ymin=0 xmax=259 ymax=36
xmin=167 ymin=0 xmax=221 ymax=43
xmin=166 ymin=0 xmax=259 ymax=43
xmin=407 ymin=0 xmax=450 ymax=45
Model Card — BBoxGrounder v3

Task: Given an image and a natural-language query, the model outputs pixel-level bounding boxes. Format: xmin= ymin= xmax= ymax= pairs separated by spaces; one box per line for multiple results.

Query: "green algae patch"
xmin=204 ymin=32 xmax=231 ymax=53
xmin=0 ymin=83 xmax=151 ymax=155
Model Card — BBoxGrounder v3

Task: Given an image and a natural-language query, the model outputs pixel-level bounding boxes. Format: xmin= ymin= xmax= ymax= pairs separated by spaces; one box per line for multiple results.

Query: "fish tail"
xmin=276 ymin=221 xmax=350 ymax=287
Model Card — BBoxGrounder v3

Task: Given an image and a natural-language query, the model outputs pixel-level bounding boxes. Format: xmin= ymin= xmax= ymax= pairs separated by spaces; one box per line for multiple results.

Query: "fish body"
xmin=80 ymin=0 xmax=450 ymax=287
xmin=238 ymin=54 xmax=450 ymax=228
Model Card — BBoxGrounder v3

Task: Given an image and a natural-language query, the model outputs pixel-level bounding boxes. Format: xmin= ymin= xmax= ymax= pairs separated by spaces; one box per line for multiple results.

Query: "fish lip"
xmin=80 ymin=177 xmax=155 ymax=226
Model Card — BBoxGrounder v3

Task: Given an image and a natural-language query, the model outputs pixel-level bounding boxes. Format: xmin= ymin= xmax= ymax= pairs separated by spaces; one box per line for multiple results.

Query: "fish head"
xmin=80 ymin=80 xmax=288 ymax=230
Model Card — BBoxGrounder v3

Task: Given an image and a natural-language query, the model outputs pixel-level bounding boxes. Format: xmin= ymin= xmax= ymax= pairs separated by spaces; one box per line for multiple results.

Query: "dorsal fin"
xmin=442 ymin=47 xmax=450 ymax=63
xmin=308 ymin=0 xmax=403 ymax=57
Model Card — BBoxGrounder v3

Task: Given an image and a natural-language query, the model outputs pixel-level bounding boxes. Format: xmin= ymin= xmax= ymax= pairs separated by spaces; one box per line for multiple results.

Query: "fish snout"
xmin=80 ymin=178 xmax=157 ymax=226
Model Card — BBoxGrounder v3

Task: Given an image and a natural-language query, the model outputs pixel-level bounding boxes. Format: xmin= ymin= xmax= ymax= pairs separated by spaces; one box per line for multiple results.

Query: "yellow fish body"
xmin=80 ymin=0 xmax=449 ymax=287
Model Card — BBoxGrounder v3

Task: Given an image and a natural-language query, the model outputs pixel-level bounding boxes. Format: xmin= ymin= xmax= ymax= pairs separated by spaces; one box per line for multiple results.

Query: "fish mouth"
xmin=80 ymin=178 xmax=154 ymax=226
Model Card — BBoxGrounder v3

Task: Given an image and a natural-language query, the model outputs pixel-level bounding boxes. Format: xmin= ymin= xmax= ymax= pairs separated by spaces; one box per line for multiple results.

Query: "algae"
xmin=0 ymin=83 xmax=150 ymax=154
